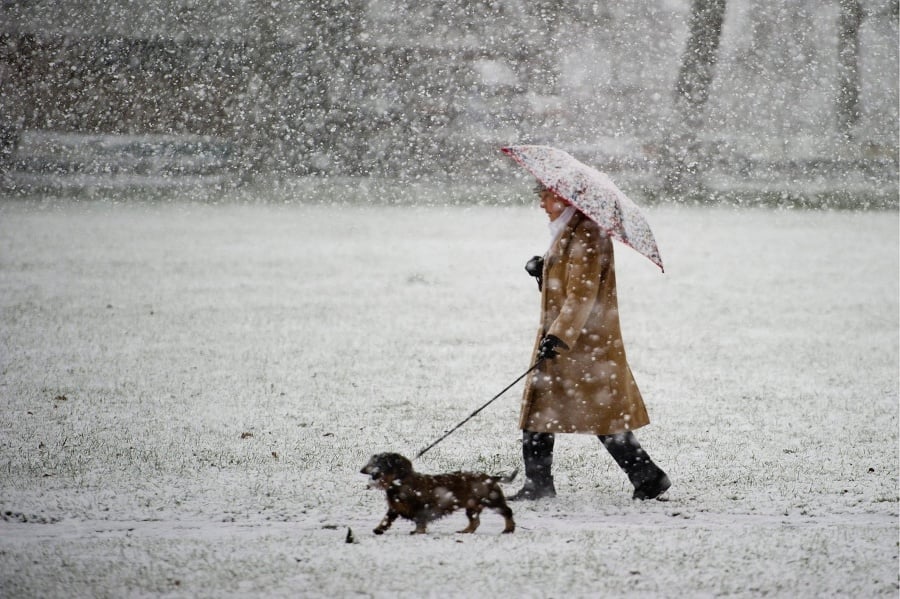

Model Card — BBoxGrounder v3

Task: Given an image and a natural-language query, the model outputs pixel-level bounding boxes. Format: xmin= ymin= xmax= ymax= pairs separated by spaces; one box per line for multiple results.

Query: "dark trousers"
xmin=522 ymin=430 xmax=665 ymax=489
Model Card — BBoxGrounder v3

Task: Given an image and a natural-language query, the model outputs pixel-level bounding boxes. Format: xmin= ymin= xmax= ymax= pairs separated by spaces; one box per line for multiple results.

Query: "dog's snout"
xmin=360 ymin=462 xmax=382 ymax=480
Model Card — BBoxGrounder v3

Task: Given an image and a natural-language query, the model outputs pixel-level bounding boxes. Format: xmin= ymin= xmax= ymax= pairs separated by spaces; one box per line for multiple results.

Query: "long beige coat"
xmin=519 ymin=212 xmax=650 ymax=435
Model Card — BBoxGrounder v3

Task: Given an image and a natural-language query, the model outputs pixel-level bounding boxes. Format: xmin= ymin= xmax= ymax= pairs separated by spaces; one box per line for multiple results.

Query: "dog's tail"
xmin=493 ymin=468 xmax=519 ymax=484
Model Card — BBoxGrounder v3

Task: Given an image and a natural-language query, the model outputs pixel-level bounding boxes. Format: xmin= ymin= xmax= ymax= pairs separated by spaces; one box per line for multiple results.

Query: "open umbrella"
xmin=501 ymin=144 xmax=664 ymax=272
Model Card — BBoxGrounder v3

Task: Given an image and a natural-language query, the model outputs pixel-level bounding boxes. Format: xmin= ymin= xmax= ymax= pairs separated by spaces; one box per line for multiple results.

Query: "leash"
xmin=414 ymin=358 xmax=545 ymax=460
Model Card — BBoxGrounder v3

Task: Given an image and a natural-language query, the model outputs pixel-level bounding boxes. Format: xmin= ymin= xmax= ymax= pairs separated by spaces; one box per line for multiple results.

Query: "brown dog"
xmin=360 ymin=453 xmax=516 ymax=535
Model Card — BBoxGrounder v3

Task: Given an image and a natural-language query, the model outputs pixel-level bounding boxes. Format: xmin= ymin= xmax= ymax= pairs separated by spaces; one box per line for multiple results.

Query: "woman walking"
xmin=510 ymin=183 xmax=671 ymax=501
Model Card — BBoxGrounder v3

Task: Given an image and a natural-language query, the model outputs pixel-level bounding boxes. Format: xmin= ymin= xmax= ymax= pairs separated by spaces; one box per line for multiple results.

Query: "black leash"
xmin=414 ymin=358 xmax=545 ymax=460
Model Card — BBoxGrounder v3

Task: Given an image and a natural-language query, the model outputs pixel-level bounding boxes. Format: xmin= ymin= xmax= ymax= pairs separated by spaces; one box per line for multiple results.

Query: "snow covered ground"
xmin=0 ymin=195 xmax=897 ymax=597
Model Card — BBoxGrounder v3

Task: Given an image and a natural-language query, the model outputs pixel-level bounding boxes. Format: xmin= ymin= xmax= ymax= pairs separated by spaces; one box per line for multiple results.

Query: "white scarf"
xmin=547 ymin=206 xmax=577 ymax=252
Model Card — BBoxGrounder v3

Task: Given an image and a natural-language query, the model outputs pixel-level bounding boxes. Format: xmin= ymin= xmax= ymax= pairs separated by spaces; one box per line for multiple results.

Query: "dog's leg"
xmin=457 ymin=508 xmax=481 ymax=534
xmin=497 ymin=505 xmax=515 ymax=534
xmin=484 ymin=484 xmax=516 ymax=534
xmin=374 ymin=509 xmax=398 ymax=535
xmin=411 ymin=519 xmax=428 ymax=534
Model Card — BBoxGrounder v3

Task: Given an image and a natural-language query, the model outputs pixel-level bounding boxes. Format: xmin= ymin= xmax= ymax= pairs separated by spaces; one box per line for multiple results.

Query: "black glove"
xmin=525 ymin=255 xmax=544 ymax=290
xmin=538 ymin=334 xmax=569 ymax=360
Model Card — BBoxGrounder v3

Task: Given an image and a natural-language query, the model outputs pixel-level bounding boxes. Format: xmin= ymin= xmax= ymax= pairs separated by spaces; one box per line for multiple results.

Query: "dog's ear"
xmin=385 ymin=453 xmax=413 ymax=478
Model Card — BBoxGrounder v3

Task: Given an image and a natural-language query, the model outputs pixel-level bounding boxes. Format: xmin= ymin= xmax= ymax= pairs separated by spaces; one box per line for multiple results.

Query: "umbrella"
xmin=501 ymin=144 xmax=664 ymax=272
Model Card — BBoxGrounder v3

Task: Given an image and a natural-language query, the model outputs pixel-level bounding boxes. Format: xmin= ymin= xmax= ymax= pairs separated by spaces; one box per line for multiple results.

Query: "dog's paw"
xmin=373 ymin=528 xmax=385 ymax=535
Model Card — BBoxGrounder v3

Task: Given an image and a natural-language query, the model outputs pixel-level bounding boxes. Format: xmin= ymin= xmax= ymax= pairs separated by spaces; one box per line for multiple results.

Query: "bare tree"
xmin=836 ymin=0 xmax=863 ymax=135
xmin=674 ymin=0 xmax=727 ymax=124
xmin=231 ymin=0 xmax=281 ymax=177
xmin=663 ymin=0 xmax=727 ymax=196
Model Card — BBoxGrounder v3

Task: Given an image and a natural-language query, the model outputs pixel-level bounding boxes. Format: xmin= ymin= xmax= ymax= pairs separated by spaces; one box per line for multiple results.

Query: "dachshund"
xmin=361 ymin=453 xmax=516 ymax=535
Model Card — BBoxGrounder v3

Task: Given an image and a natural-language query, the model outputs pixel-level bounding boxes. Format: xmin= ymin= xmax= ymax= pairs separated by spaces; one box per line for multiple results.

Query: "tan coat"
xmin=519 ymin=212 xmax=650 ymax=435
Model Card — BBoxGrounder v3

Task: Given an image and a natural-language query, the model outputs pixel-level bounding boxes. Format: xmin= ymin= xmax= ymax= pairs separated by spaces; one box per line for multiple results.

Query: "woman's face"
xmin=539 ymin=189 xmax=570 ymax=221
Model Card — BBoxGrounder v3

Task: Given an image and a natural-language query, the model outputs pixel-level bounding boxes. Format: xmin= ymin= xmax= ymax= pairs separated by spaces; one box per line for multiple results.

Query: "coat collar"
xmin=547 ymin=205 xmax=578 ymax=248
xmin=547 ymin=210 xmax=585 ymax=260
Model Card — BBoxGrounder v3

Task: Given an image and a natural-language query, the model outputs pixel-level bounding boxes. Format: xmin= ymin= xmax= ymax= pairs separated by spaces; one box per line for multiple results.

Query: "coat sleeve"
xmin=546 ymin=222 xmax=605 ymax=349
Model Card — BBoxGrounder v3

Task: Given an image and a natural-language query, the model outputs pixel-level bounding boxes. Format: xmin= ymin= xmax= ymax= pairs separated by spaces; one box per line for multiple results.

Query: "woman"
xmin=510 ymin=184 xmax=670 ymax=501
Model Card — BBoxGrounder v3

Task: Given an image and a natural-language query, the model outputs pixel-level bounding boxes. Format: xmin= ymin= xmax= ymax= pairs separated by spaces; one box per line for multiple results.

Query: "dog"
xmin=360 ymin=453 xmax=517 ymax=535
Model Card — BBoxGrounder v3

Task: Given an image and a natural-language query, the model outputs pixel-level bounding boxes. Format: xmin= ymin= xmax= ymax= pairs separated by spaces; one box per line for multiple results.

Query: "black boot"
xmin=599 ymin=432 xmax=671 ymax=500
xmin=509 ymin=431 xmax=557 ymax=501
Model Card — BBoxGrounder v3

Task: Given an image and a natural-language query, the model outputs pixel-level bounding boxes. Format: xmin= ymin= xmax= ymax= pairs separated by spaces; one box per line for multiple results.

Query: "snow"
xmin=0 ymin=192 xmax=897 ymax=597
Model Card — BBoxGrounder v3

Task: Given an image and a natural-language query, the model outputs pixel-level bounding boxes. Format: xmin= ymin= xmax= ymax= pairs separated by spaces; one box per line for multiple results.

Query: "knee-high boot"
xmin=509 ymin=431 xmax=557 ymax=501
xmin=599 ymin=431 xmax=671 ymax=500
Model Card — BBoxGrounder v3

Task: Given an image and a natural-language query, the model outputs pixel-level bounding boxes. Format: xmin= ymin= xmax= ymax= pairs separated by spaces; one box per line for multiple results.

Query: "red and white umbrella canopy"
xmin=502 ymin=144 xmax=664 ymax=272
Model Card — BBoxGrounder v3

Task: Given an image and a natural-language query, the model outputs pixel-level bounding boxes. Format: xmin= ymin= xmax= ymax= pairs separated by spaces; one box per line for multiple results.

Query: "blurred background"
xmin=0 ymin=0 xmax=897 ymax=206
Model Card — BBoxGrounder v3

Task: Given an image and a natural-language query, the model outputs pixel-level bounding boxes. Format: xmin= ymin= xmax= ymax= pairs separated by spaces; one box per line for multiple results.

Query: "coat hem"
xmin=517 ymin=421 xmax=650 ymax=436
